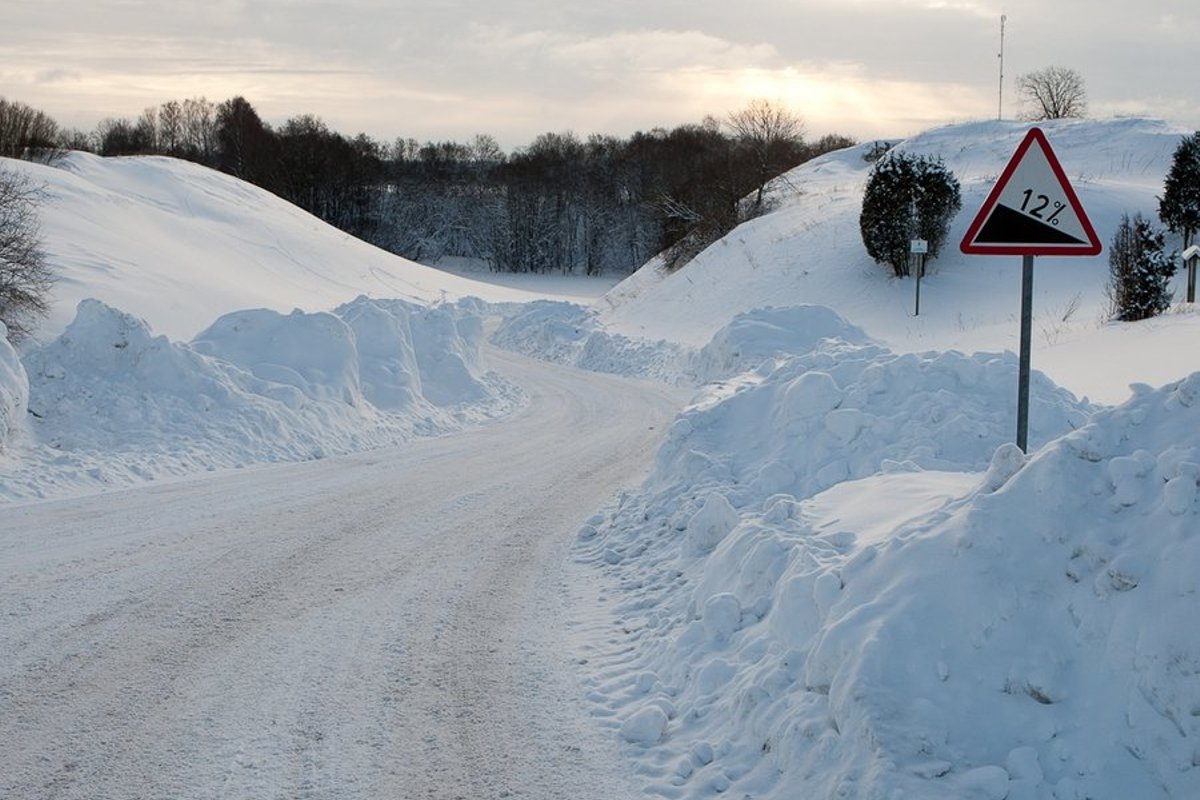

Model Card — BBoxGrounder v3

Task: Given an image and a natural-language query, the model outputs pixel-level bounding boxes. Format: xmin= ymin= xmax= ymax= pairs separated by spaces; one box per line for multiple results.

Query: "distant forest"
xmin=1 ymin=96 xmax=855 ymax=275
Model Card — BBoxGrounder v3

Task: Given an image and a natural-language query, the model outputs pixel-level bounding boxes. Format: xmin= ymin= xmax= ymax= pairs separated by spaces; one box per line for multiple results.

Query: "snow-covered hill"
xmin=9 ymin=152 xmax=588 ymax=342
xmin=598 ymin=117 xmax=1200 ymax=404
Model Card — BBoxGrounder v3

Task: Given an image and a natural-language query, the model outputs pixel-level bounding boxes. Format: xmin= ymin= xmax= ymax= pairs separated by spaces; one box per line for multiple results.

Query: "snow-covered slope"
xmin=597 ymin=117 xmax=1200 ymax=404
xmin=6 ymin=152 xmax=567 ymax=342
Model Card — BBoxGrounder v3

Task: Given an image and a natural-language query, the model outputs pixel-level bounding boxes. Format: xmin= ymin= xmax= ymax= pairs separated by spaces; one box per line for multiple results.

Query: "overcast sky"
xmin=4 ymin=0 xmax=1197 ymax=150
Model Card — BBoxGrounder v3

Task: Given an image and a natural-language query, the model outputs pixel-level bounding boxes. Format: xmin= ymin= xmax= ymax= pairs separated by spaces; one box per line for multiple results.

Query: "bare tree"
xmin=0 ymin=166 xmax=53 ymax=341
xmin=0 ymin=98 xmax=60 ymax=160
xmin=1017 ymin=66 xmax=1087 ymax=120
xmin=726 ymin=99 xmax=806 ymax=213
xmin=181 ymin=97 xmax=218 ymax=163
xmin=158 ymin=100 xmax=184 ymax=156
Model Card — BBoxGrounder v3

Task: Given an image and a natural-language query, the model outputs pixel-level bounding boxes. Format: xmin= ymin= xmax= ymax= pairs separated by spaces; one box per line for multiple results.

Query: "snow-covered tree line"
xmin=0 ymin=95 xmax=852 ymax=275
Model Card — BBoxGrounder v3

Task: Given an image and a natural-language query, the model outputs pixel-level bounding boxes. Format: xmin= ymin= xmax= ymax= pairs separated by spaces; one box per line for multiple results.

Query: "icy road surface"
xmin=0 ymin=345 xmax=687 ymax=800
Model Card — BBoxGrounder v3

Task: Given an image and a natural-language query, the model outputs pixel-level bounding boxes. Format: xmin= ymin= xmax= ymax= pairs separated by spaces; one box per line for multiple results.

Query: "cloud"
xmin=548 ymin=29 xmax=781 ymax=73
xmin=0 ymin=0 xmax=1197 ymax=148
xmin=34 ymin=69 xmax=84 ymax=85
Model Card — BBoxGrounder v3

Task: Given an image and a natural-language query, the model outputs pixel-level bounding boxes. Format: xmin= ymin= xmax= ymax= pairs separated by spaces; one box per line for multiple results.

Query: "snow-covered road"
xmin=0 ymin=345 xmax=687 ymax=800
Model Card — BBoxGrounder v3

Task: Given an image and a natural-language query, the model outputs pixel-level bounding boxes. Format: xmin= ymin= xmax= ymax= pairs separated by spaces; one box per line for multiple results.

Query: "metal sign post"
xmin=911 ymin=239 xmax=928 ymax=316
xmin=1184 ymin=245 xmax=1200 ymax=304
xmin=960 ymin=127 xmax=1102 ymax=453
xmin=1016 ymin=255 xmax=1034 ymax=452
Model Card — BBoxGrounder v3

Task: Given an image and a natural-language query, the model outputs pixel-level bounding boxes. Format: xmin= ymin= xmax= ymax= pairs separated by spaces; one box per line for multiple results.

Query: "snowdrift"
xmin=1 ymin=297 xmax=519 ymax=502
xmin=0 ymin=325 xmax=28 ymax=452
xmin=494 ymin=302 xmax=872 ymax=385
xmin=492 ymin=300 xmax=692 ymax=384
xmin=575 ymin=306 xmax=1199 ymax=799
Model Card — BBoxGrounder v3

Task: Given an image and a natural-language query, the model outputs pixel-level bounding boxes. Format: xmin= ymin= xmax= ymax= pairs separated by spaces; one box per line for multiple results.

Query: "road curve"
xmin=0 ymin=344 xmax=688 ymax=800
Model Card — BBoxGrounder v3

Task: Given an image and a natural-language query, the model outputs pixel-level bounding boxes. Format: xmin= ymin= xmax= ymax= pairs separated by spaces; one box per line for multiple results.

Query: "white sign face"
xmin=960 ymin=127 xmax=1101 ymax=256
xmin=986 ymin=142 xmax=1090 ymax=244
xmin=910 ymin=239 xmax=928 ymax=254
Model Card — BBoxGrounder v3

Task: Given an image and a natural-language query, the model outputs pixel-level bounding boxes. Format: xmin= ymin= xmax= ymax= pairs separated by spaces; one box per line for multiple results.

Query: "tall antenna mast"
xmin=997 ymin=14 xmax=1007 ymax=120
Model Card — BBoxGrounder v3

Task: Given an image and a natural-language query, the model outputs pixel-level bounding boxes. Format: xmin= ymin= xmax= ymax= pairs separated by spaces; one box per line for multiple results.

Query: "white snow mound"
xmin=6 ymin=298 xmax=519 ymax=502
xmin=650 ymin=335 xmax=1093 ymax=505
xmin=692 ymin=305 xmax=873 ymax=381
xmin=0 ymin=323 xmax=28 ymax=452
xmin=193 ymin=307 xmax=365 ymax=408
xmin=492 ymin=300 xmax=691 ymax=384
xmin=571 ymin=314 xmax=1200 ymax=799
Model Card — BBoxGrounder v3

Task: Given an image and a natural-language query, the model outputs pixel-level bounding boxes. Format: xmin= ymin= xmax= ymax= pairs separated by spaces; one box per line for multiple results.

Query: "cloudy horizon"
xmin=4 ymin=0 xmax=1197 ymax=150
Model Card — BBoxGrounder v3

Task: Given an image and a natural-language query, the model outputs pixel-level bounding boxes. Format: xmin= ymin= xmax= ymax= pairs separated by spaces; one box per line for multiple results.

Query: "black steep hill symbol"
xmin=975 ymin=205 xmax=1085 ymax=245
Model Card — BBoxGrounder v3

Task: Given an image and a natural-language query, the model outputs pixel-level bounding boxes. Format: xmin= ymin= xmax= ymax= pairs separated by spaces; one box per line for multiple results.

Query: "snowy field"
xmin=3 ymin=116 xmax=1200 ymax=799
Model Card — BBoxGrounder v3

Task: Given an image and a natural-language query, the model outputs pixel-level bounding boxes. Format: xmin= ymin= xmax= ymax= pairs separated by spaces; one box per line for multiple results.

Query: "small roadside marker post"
xmin=1183 ymin=245 xmax=1200 ymax=304
xmin=911 ymin=239 xmax=928 ymax=316
xmin=960 ymin=127 xmax=1102 ymax=453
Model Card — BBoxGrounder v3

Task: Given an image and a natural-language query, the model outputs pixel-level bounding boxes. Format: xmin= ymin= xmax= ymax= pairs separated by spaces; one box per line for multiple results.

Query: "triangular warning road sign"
xmin=960 ymin=127 xmax=1101 ymax=256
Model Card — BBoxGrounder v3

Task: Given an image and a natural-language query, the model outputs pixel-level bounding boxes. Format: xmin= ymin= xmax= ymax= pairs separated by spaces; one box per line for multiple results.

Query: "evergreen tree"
xmin=1107 ymin=212 xmax=1175 ymax=321
xmin=860 ymin=152 xmax=961 ymax=277
xmin=1159 ymin=131 xmax=1200 ymax=250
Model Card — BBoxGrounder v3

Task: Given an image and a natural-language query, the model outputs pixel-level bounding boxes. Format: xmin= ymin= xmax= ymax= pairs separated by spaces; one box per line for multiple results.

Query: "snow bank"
xmin=400 ymin=299 xmax=490 ymax=406
xmin=652 ymin=337 xmax=1093 ymax=504
xmin=5 ymin=298 xmax=520 ymax=502
xmin=335 ymin=298 xmax=424 ymax=410
xmin=762 ymin=373 xmax=1200 ymax=800
xmin=495 ymin=301 xmax=878 ymax=387
xmin=0 ymin=324 xmax=28 ymax=452
xmin=691 ymin=305 xmax=874 ymax=381
xmin=571 ymin=305 xmax=1200 ymax=799
xmin=492 ymin=300 xmax=691 ymax=384
xmin=193 ymin=307 xmax=365 ymax=408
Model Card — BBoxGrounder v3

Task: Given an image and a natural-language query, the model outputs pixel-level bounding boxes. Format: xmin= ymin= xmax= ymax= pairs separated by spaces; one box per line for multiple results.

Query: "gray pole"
xmin=1188 ymin=256 xmax=1196 ymax=304
xmin=914 ymin=254 xmax=923 ymax=316
xmin=1016 ymin=254 xmax=1034 ymax=452
xmin=998 ymin=14 xmax=1006 ymax=120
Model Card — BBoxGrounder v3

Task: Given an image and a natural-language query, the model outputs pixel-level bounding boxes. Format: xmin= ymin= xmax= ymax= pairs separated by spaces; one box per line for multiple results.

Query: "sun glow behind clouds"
xmin=449 ymin=25 xmax=995 ymax=141
xmin=662 ymin=64 xmax=991 ymax=139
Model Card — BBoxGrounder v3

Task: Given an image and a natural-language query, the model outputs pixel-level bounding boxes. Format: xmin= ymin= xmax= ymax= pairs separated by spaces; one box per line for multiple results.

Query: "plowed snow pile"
xmin=1 ymin=297 xmax=519 ymax=501
xmin=575 ymin=307 xmax=1199 ymax=800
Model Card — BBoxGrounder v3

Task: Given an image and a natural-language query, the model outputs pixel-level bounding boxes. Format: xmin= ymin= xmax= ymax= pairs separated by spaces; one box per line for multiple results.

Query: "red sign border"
xmin=960 ymin=127 xmax=1102 ymax=257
